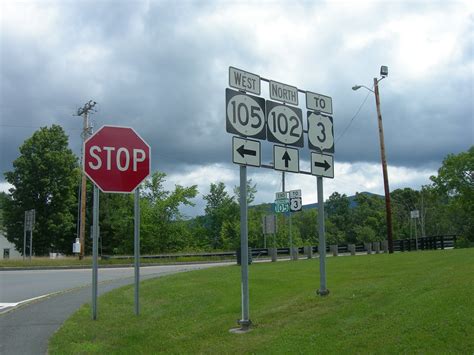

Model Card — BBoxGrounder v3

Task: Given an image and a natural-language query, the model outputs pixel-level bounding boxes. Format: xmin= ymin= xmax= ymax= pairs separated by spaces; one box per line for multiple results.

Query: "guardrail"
xmin=103 ymin=235 xmax=458 ymax=263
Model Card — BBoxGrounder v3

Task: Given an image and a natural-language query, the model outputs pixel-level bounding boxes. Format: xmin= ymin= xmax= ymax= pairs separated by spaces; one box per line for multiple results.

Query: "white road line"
xmin=0 ymin=293 xmax=53 ymax=312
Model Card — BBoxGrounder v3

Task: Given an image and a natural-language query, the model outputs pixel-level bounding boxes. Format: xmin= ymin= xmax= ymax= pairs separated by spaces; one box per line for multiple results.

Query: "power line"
xmin=335 ymin=87 xmax=372 ymax=143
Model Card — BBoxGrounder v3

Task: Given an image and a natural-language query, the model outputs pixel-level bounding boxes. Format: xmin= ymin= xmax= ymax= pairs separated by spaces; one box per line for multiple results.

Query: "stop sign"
xmin=84 ymin=125 xmax=151 ymax=193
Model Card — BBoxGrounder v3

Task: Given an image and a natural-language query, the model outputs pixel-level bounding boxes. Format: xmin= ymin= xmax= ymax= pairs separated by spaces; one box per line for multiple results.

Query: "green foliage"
xmin=203 ymin=182 xmax=239 ymax=249
xmin=233 ymin=178 xmax=257 ymax=205
xmin=139 ymin=171 xmax=198 ymax=253
xmin=430 ymin=146 xmax=474 ymax=241
xmin=3 ymin=125 xmax=79 ymax=255
xmin=0 ymin=192 xmax=9 ymax=233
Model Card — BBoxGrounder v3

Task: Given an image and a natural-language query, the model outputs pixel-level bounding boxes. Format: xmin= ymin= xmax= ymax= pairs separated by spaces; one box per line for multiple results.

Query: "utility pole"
xmin=373 ymin=78 xmax=394 ymax=253
xmin=75 ymin=100 xmax=97 ymax=259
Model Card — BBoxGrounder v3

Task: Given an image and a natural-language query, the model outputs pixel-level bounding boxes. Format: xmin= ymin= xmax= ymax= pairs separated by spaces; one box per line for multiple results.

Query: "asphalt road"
xmin=0 ymin=263 xmax=230 ymax=355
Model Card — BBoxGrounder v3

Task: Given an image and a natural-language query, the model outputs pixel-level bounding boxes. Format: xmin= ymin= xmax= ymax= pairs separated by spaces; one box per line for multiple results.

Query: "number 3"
xmin=316 ymin=122 xmax=326 ymax=143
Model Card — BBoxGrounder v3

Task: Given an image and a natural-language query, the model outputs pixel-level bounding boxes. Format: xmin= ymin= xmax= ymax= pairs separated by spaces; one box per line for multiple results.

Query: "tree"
xmin=430 ymin=147 xmax=474 ymax=241
xmin=233 ymin=179 xmax=257 ymax=205
xmin=140 ymin=171 xmax=198 ymax=253
xmin=326 ymin=192 xmax=352 ymax=243
xmin=203 ymin=182 xmax=238 ymax=249
xmin=3 ymin=125 xmax=79 ymax=255
xmin=0 ymin=192 xmax=8 ymax=233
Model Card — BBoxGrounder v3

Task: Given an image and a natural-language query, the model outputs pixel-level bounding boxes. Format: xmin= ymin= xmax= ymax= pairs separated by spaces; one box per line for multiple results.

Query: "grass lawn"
xmin=49 ymin=249 xmax=474 ymax=354
xmin=0 ymin=255 xmax=232 ymax=268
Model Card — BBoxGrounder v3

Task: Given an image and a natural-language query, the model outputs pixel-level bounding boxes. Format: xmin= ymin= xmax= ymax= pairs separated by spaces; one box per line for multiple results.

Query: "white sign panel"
xmin=266 ymin=101 xmax=303 ymax=147
xmin=307 ymin=112 xmax=334 ymax=153
xmin=232 ymin=136 xmax=261 ymax=167
xmin=226 ymin=89 xmax=266 ymax=140
xmin=311 ymin=152 xmax=334 ymax=178
xmin=289 ymin=189 xmax=301 ymax=198
xmin=306 ymin=91 xmax=333 ymax=115
xmin=262 ymin=215 xmax=277 ymax=234
xmin=411 ymin=210 xmax=420 ymax=219
xmin=229 ymin=67 xmax=261 ymax=95
xmin=275 ymin=192 xmax=287 ymax=200
xmin=273 ymin=145 xmax=299 ymax=173
xmin=269 ymin=80 xmax=298 ymax=105
xmin=290 ymin=197 xmax=302 ymax=212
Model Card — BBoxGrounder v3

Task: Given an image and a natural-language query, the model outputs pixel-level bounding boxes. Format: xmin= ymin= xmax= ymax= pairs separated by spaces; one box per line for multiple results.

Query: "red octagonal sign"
xmin=84 ymin=125 xmax=151 ymax=193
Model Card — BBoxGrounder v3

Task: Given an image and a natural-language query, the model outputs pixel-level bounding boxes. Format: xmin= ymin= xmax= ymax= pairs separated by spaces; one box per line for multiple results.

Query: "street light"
xmin=353 ymin=66 xmax=394 ymax=253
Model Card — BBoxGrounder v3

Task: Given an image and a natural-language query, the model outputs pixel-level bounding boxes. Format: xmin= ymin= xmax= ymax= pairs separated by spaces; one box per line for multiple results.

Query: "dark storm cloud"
xmin=1 ymin=0 xmax=472 ymax=185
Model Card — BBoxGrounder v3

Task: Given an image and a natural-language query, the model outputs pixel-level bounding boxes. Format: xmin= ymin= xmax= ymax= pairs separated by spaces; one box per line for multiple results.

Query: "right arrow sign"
xmin=311 ymin=152 xmax=334 ymax=178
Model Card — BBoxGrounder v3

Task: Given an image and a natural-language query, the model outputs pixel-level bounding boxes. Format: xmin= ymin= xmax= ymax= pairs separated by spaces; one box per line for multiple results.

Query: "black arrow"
xmin=314 ymin=160 xmax=331 ymax=171
xmin=237 ymin=145 xmax=257 ymax=158
xmin=282 ymin=151 xmax=291 ymax=168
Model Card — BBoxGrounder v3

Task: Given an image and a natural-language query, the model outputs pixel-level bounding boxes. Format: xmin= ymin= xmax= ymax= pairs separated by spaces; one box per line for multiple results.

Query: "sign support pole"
xmin=289 ymin=213 xmax=293 ymax=259
xmin=92 ymin=184 xmax=99 ymax=320
xmin=239 ymin=165 xmax=251 ymax=330
xmin=29 ymin=229 xmax=32 ymax=261
xmin=134 ymin=187 xmax=141 ymax=316
xmin=23 ymin=213 xmax=26 ymax=261
xmin=317 ymin=176 xmax=329 ymax=296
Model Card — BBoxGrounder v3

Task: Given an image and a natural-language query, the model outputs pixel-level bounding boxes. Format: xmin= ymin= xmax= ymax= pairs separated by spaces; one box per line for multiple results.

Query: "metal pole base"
xmin=317 ymin=289 xmax=330 ymax=297
xmin=229 ymin=319 xmax=252 ymax=333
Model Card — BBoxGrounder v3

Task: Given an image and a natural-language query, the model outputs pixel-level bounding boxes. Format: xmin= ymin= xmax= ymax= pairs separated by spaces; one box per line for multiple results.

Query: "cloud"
xmin=1 ymin=0 xmax=472 ymax=214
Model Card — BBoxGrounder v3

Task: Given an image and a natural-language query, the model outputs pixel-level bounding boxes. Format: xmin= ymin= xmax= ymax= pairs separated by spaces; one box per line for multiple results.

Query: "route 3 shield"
xmin=307 ymin=112 xmax=334 ymax=153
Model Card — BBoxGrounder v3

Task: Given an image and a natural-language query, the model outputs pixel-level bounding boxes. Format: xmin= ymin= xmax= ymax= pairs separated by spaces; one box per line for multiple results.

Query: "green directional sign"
xmin=274 ymin=198 xmax=290 ymax=213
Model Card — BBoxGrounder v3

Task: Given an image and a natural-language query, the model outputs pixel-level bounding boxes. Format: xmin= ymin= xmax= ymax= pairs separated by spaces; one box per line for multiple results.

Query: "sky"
xmin=1 ymin=0 xmax=473 ymax=217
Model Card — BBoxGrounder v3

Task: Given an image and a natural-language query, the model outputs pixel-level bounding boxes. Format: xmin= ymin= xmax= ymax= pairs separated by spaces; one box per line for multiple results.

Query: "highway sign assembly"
xmin=232 ymin=136 xmax=261 ymax=167
xmin=306 ymin=91 xmax=333 ymax=115
xmin=307 ymin=112 xmax=334 ymax=153
xmin=311 ymin=152 xmax=334 ymax=178
xmin=269 ymin=80 xmax=299 ymax=105
xmin=274 ymin=198 xmax=290 ymax=213
xmin=290 ymin=197 xmax=302 ymax=212
xmin=266 ymin=100 xmax=303 ymax=147
xmin=229 ymin=67 xmax=260 ymax=95
xmin=273 ymin=145 xmax=299 ymax=173
xmin=226 ymin=66 xmax=336 ymax=330
xmin=226 ymin=88 xmax=266 ymax=140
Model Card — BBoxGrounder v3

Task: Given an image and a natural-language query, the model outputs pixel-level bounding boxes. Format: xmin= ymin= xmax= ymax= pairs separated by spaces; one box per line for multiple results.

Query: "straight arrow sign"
xmin=282 ymin=151 xmax=291 ymax=168
xmin=273 ymin=145 xmax=299 ymax=173
xmin=311 ymin=152 xmax=334 ymax=178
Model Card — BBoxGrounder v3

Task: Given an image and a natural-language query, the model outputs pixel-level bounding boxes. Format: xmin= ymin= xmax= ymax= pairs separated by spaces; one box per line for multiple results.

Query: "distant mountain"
xmin=303 ymin=191 xmax=384 ymax=210
xmin=252 ymin=191 xmax=384 ymax=213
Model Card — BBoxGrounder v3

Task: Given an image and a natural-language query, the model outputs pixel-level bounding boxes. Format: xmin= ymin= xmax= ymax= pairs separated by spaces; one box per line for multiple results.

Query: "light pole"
xmin=352 ymin=66 xmax=394 ymax=253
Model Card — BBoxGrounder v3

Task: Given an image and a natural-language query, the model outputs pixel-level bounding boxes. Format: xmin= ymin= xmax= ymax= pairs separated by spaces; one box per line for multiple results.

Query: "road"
xmin=0 ymin=263 xmax=230 ymax=354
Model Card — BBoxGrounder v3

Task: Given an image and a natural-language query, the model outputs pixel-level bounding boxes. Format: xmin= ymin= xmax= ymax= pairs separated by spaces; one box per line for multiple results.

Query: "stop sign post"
xmin=83 ymin=125 xmax=150 ymax=320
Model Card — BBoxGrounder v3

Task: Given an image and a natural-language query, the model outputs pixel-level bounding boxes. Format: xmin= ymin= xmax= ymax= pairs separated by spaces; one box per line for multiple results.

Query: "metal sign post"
xmin=23 ymin=210 xmax=35 ymax=261
xmin=317 ymin=177 xmax=329 ymax=296
xmin=226 ymin=66 xmax=336 ymax=329
xmin=83 ymin=125 xmax=150 ymax=321
xmin=92 ymin=185 xmax=99 ymax=320
xmin=239 ymin=165 xmax=251 ymax=330
xmin=134 ymin=188 xmax=141 ymax=316
xmin=23 ymin=214 xmax=27 ymax=261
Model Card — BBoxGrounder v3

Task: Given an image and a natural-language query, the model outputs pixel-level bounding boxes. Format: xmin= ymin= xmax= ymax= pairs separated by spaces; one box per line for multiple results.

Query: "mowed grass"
xmin=0 ymin=255 xmax=231 ymax=268
xmin=49 ymin=249 xmax=474 ymax=354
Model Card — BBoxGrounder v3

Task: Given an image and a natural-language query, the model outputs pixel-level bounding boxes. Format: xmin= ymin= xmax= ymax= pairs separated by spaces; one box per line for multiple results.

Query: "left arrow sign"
xmin=232 ymin=136 xmax=261 ymax=167
xmin=237 ymin=145 xmax=257 ymax=158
